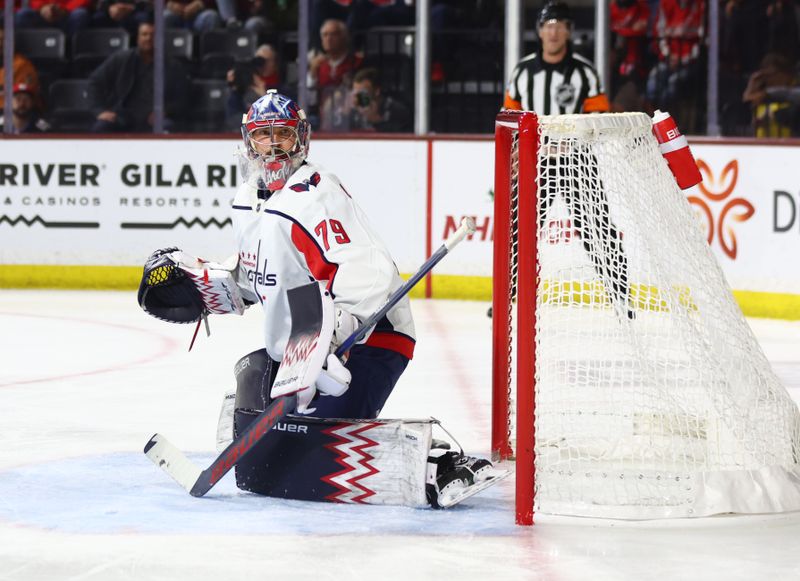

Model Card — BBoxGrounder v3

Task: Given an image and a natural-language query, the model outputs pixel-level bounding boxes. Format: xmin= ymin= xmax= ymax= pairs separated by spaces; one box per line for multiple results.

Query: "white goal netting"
xmin=494 ymin=112 xmax=800 ymax=519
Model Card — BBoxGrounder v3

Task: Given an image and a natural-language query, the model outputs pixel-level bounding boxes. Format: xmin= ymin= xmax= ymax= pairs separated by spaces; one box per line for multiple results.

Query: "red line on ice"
xmin=0 ymin=312 xmax=182 ymax=387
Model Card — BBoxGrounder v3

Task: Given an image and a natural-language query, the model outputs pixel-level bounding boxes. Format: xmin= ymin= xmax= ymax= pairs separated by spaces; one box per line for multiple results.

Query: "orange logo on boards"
xmin=689 ymin=159 xmax=755 ymax=260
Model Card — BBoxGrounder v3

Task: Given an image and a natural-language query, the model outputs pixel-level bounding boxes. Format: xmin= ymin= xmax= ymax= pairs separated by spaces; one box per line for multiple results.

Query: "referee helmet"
xmin=537 ymin=1 xmax=572 ymax=27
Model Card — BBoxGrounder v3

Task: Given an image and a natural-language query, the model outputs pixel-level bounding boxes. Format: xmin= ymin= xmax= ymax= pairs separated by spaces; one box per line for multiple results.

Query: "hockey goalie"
xmin=137 ymin=90 xmax=506 ymax=508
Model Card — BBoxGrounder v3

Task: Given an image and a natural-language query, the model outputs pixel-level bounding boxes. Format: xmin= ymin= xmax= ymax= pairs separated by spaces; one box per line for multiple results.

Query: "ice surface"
xmin=1 ymin=291 xmax=800 ymax=580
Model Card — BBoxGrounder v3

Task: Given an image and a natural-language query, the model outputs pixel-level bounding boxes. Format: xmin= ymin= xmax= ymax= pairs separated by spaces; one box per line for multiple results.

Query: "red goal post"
xmin=492 ymin=110 xmax=537 ymax=525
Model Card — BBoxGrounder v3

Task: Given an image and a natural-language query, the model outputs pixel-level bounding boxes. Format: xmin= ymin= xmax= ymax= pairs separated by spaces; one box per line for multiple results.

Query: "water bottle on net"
xmin=651 ymin=110 xmax=703 ymax=190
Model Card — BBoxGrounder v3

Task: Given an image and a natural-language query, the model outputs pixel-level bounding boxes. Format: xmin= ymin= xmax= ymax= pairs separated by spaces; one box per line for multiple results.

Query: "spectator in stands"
xmin=310 ymin=0 xmax=351 ymax=52
xmin=88 ymin=20 xmax=190 ymax=132
xmin=92 ymin=0 xmax=155 ymax=36
xmin=0 ymin=27 xmax=41 ymax=111
xmin=14 ymin=0 xmax=91 ymax=36
xmin=309 ymin=17 xmax=362 ymax=85
xmin=308 ymin=18 xmax=362 ymax=131
xmin=349 ymin=66 xmax=411 ymax=132
xmin=225 ymin=44 xmax=292 ymax=102
xmin=645 ymin=0 xmax=705 ymax=111
xmin=224 ymin=44 xmax=292 ymax=131
xmin=164 ymin=0 xmax=222 ymax=32
xmin=610 ymin=0 xmax=650 ymax=82
xmin=743 ymin=52 xmax=799 ymax=137
xmin=0 ymin=83 xmax=50 ymax=133
xmin=254 ymin=43 xmax=293 ymax=95
xmin=225 ymin=57 xmax=266 ymax=130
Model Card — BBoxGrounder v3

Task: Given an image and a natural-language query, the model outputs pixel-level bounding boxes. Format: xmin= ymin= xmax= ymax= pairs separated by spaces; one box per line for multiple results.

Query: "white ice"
xmin=1 ymin=290 xmax=800 ymax=581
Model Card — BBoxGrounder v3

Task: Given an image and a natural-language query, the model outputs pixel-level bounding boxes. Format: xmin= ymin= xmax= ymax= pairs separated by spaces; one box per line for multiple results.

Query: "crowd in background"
xmin=0 ymin=0 xmax=799 ymax=137
xmin=609 ymin=0 xmax=800 ymax=137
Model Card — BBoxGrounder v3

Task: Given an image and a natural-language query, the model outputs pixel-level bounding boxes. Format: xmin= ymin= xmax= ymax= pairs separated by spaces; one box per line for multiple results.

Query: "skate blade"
xmin=438 ymin=469 xmax=511 ymax=508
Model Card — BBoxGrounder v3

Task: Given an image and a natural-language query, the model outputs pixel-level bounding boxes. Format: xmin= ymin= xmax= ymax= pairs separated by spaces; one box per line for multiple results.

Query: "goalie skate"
xmin=427 ymin=450 xmax=510 ymax=509
xmin=437 ymin=467 xmax=510 ymax=509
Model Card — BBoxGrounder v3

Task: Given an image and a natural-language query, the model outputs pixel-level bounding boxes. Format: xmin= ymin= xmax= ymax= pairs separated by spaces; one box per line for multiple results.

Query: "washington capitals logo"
xmin=245 ymin=240 xmax=278 ymax=287
xmin=321 ymin=423 xmax=380 ymax=503
xmin=290 ymin=172 xmax=321 ymax=192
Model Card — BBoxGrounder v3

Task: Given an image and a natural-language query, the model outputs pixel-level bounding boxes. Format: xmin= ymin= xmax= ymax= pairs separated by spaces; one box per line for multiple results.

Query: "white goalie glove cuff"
xmin=315 ymin=353 xmax=351 ymax=397
xmin=171 ymin=251 xmax=248 ymax=316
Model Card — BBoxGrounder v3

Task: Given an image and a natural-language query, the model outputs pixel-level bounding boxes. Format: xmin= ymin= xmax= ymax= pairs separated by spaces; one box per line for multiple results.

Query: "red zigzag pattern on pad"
xmin=321 ymin=422 xmax=380 ymax=504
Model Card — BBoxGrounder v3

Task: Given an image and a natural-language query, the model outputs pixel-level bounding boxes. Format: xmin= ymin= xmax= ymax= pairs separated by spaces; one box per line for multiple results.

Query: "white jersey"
xmin=231 ymin=161 xmax=416 ymax=363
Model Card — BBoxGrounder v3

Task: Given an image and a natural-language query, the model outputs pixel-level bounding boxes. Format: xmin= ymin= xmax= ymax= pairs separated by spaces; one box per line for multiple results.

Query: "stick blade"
xmin=144 ymin=433 xmax=203 ymax=493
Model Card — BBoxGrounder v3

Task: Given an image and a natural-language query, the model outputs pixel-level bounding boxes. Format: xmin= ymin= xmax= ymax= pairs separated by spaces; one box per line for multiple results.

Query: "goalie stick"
xmin=144 ymin=217 xmax=478 ymax=497
xmin=144 ymin=394 xmax=297 ymax=497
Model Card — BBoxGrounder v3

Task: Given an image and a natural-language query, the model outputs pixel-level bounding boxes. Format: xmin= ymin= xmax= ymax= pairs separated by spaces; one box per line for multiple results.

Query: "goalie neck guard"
xmin=240 ymin=90 xmax=311 ymax=191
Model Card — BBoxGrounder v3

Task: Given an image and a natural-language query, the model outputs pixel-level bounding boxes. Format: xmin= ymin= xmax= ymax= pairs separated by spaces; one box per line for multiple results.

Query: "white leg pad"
xmin=215 ymin=390 xmax=236 ymax=453
xmin=317 ymin=418 xmax=434 ymax=507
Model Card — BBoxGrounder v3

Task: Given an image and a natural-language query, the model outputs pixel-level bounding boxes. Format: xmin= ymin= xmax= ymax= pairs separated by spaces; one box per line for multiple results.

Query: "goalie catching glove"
xmin=138 ymin=247 xmax=248 ymax=324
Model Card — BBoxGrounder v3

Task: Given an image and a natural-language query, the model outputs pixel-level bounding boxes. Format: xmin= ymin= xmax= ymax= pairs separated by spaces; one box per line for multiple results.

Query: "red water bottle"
xmin=651 ymin=110 xmax=703 ymax=190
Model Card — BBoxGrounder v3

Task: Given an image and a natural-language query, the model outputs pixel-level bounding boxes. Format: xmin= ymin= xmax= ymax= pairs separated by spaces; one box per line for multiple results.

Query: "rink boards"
xmin=0 ymin=135 xmax=798 ymax=317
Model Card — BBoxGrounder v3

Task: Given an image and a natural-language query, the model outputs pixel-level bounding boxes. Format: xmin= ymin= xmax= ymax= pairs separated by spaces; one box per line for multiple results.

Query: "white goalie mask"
xmin=238 ymin=90 xmax=311 ymax=191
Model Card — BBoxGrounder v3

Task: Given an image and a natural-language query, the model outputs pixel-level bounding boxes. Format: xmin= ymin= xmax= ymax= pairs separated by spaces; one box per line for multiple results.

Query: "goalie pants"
xmin=235 ymin=343 xmax=409 ymax=420
xmin=306 ymin=343 xmax=410 ymax=419
xmin=233 ymin=344 xmax=412 ymax=500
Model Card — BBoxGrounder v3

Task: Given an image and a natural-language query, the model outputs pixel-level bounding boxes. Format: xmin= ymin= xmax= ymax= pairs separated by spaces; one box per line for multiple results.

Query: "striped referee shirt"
xmin=503 ymin=48 xmax=610 ymax=114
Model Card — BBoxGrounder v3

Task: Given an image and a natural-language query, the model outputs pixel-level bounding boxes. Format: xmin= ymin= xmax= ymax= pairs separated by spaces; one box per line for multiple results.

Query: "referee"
xmin=504 ymin=1 xmax=610 ymax=114
xmin=504 ymin=1 xmax=634 ymax=320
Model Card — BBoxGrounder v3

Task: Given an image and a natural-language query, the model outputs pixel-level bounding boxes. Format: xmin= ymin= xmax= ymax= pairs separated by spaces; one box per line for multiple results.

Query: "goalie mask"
xmin=240 ymin=90 xmax=311 ymax=191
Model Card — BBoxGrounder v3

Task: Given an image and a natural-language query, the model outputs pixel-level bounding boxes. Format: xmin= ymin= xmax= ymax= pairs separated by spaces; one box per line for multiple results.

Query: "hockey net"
xmin=492 ymin=111 xmax=800 ymax=525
